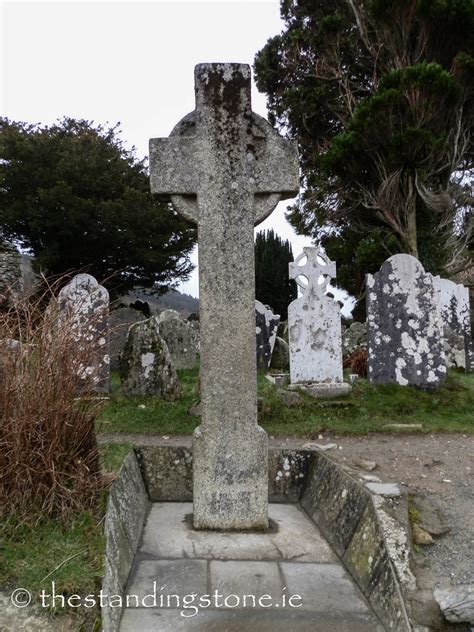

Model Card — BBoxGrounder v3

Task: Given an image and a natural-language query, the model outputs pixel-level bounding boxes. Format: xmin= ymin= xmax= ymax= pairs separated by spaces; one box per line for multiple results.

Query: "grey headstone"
xmin=157 ymin=315 xmax=199 ymax=370
xmin=342 ymin=321 xmax=367 ymax=356
xmin=149 ymin=63 xmax=299 ymax=530
xmin=108 ymin=307 xmax=145 ymax=371
xmin=58 ymin=273 xmax=110 ymax=392
xmin=288 ymin=247 xmax=344 ymax=385
xmin=270 ymin=336 xmax=289 ymax=370
xmin=0 ymin=249 xmax=38 ymax=307
xmin=158 ymin=309 xmax=181 ymax=322
xmin=366 ymin=254 xmax=447 ymax=388
xmin=118 ymin=316 xmax=180 ymax=398
xmin=439 ymin=278 xmax=472 ymax=372
xmin=443 ymin=325 xmax=467 ymax=370
xmin=255 ymin=300 xmax=280 ymax=370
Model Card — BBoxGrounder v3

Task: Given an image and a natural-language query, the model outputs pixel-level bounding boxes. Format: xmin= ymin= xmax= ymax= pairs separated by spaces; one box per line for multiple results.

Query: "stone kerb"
xmin=135 ymin=445 xmax=312 ymax=504
xmin=102 ymin=451 xmax=150 ymax=632
xmin=300 ymin=451 xmax=413 ymax=632
xmin=104 ymin=444 xmax=414 ymax=631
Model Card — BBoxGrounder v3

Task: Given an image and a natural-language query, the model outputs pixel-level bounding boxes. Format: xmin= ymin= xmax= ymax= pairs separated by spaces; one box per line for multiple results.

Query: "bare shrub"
xmin=0 ymin=279 xmax=105 ymax=523
xmin=343 ymin=349 xmax=368 ymax=378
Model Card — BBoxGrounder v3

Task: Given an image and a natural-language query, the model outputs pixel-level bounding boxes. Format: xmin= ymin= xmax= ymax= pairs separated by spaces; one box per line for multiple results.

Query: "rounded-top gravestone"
xmin=58 ymin=273 xmax=110 ymax=392
xmin=119 ymin=316 xmax=180 ymax=399
xmin=367 ymin=254 xmax=447 ymax=388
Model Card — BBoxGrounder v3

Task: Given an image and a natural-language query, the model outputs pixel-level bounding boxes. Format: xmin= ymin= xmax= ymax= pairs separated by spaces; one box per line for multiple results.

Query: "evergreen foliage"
xmin=0 ymin=118 xmax=196 ymax=297
xmin=255 ymin=0 xmax=474 ymax=305
xmin=255 ymin=229 xmax=297 ymax=320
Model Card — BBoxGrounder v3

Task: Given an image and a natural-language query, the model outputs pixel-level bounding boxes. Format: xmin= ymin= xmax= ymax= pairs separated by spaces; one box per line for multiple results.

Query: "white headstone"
xmin=58 ymin=273 xmax=110 ymax=391
xmin=288 ymin=247 xmax=347 ymax=393
xmin=439 ymin=278 xmax=472 ymax=372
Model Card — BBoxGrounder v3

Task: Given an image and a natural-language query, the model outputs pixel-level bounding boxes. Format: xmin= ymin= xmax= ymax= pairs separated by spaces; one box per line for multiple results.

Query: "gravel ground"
xmin=276 ymin=432 xmax=474 ymax=587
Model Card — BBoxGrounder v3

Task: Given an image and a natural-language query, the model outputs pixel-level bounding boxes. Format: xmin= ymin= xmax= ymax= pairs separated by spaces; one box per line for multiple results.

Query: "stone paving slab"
xmin=139 ymin=503 xmax=336 ymax=563
xmin=120 ymin=503 xmax=383 ymax=631
xmin=280 ymin=562 xmax=369 ymax=613
xmin=124 ymin=560 xmax=207 ymax=606
xmin=209 ymin=561 xmax=283 ymax=605
xmin=119 ymin=608 xmax=384 ymax=631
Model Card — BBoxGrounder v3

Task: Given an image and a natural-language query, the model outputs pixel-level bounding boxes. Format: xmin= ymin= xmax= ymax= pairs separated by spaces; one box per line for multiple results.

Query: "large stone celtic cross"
xmin=149 ymin=63 xmax=299 ymax=530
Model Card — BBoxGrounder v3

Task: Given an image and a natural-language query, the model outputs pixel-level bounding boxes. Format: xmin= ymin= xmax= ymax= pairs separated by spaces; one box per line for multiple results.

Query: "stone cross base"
xmin=288 ymin=382 xmax=352 ymax=399
xmin=193 ymin=425 xmax=269 ymax=531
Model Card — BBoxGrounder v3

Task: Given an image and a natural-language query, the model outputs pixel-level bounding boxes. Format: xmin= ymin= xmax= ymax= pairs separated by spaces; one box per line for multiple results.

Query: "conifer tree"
xmin=255 ymin=229 xmax=297 ymax=320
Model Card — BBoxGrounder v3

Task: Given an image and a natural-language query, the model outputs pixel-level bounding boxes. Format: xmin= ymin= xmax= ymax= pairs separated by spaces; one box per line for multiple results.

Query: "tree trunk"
xmin=403 ymin=183 xmax=419 ymax=258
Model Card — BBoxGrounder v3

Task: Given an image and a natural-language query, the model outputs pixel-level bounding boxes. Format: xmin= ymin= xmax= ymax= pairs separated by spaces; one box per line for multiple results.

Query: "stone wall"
xmin=300 ymin=451 xmax=413 ymax=632
xmin=102 ymin=452 xmax=150 ymax=632
xmin=135 ymin=445 xmax=312 ymax=504
xmin=103 ymin=445 xmax=414 ymax=631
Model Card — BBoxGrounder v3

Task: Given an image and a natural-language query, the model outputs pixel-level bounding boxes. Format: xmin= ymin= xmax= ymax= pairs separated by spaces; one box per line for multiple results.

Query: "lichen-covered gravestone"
xmin=58 ymin=273 xmax=110 ymax=392
xmin=287 ymin=247 xmax=349 ymax=397
xmin=149 ymin=63 xmax=299 ymax=530
xmin=108 ymin=307 xmax=145 ymax=370
xmin=119 ymin=316 xmax=180 ymax=398
xmin=255 ymin=300 xmax=280 ymax=370
xmin=439 ymin=278 xmax=472 ymax=372
xmin=157 ymin=310 xmax=199 ymax=370
xmin=367 ymin=254 xmax=447 ymax=388
xmin=342 ymin=321 xmax=367 ymax=357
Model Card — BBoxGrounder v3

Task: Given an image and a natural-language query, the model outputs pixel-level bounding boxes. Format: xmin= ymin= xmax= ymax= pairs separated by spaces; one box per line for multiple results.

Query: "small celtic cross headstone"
xmin=288 ymin=247 xmax=348 ymax=392
xmin=149 ymin=64 xmax=299 ymax=530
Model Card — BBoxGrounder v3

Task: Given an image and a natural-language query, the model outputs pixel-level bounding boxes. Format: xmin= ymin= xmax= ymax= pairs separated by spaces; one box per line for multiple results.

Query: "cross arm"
xmin=149 ymin=136 xmax=199 ymax=200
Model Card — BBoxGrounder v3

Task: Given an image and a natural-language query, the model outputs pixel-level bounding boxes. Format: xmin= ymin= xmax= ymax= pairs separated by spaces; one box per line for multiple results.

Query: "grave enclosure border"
xmin=102 ymin=446 xmax=413 ymax=632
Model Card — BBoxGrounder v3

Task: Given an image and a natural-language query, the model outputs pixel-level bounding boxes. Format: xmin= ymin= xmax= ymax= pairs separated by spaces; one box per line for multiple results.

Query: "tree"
xmin=255 ymin=229 xmax=297 ymax=320
xmin=0 ymin=118 xmax=196 ymax=297
xmin=255 ymin=0 xmax=474 ymax=305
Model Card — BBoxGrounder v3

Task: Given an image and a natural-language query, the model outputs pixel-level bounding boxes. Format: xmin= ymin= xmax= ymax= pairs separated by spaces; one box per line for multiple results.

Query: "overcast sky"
xmin=1 ymin=0 xmax=353 ymax=312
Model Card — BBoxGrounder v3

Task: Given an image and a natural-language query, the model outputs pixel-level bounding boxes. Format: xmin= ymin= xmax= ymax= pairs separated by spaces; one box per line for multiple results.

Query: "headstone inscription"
xmin=439 ymin=278 xmax=472 ymax=372
xmin=58 ymin=273 xmax=110 ymax=392
xmin=367 ymin=254 xmax=447 ymax=388
xmin=255 ymin=300 xmax=280 ymax=370
xmin=287 ymin=247 xmax=349 ymax=396
xmin=149 ymin=63 xmax=299 ymax=530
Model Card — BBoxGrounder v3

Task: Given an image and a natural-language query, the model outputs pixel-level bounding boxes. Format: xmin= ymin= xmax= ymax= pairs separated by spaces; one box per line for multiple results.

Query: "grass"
xmin=0 ymin=510 xmax=105 ymax=629
xmin=0 ymin=445 xmax=134 ymax=630
xmin=97 ymin=368 xmax=200 ymax=435
xmin=258 ymin=369 xmax=474 ymax=435
xmin=97 ymin=367 xmax=474 ymax=437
